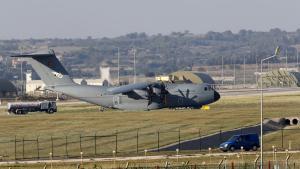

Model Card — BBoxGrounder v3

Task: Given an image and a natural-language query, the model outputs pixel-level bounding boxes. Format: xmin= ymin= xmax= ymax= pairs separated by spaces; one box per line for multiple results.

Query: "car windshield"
xmin=228 ymin=136 xmax=239 ymax=142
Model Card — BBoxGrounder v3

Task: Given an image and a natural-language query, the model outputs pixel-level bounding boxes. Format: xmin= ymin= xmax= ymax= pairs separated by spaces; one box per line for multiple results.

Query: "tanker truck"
xmin=7 ymin=101 xmax=57 ymax=115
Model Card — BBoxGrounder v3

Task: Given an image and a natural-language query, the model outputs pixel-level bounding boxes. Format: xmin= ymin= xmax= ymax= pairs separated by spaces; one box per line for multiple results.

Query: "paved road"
xmin=155 ymin=122 xmax=281 ymax=151
xmin=219 ymin=87 xmax=300 ymax=96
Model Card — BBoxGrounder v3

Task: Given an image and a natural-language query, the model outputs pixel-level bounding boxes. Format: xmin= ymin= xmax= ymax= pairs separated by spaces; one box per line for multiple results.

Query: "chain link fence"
xmin=0 ymin=127 xmax=299 ymax=161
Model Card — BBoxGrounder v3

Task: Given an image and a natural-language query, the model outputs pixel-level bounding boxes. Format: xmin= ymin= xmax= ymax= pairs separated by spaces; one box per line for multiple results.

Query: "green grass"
xmin=0 ymin=92 xmax=300 ymax=160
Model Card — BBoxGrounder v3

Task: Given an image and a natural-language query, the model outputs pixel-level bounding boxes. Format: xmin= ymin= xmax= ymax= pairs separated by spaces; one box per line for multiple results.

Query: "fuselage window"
xmin=204 ymin=87 xmax=208 ymax=91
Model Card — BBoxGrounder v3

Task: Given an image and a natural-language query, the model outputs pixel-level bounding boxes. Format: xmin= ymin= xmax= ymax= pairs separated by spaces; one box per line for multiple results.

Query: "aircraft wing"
xmin=107 ymin=82 xmax=152 ymax=95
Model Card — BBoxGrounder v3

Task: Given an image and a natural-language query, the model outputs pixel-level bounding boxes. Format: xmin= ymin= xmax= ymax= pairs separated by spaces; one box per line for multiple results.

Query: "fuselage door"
xmin=113 ymin=95 xmax=121 ymax=105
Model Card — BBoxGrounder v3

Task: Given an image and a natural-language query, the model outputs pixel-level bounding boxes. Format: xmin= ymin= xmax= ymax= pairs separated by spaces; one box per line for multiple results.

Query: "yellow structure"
xmin=169 ymin=71 xmax=215 ymax=84
xmin=156 ymin=71 xmax=215 ymax=84
xmin=259 ymin=69 xmax=300 ymax=87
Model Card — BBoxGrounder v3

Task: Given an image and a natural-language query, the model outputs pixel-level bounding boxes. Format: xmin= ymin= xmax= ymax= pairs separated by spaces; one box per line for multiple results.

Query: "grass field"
xmin=0 ymin=91 xmax=300 ymax=160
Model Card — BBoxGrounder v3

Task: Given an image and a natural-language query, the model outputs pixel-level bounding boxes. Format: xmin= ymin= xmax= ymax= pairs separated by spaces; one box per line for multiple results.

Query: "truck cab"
xmin=219 ymin=133 xmax=260 ymax=152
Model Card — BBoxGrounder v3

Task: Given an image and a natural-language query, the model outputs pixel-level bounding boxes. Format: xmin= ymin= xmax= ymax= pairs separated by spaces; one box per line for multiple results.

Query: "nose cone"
xmin=214 ymin=91 xmax=220 ymax=101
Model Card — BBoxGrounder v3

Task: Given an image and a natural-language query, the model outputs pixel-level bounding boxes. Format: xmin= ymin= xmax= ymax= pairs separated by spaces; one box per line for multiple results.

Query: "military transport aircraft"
xmin=12 ymin=50 xmax=220 ymax=110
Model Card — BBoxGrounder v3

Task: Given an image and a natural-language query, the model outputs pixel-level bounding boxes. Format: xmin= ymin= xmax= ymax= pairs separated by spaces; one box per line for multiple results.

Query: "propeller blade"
xmin=186 ymin=89 xmax=190 ymax=98
xmin=178 ymin=89 xmax=185 ymax=97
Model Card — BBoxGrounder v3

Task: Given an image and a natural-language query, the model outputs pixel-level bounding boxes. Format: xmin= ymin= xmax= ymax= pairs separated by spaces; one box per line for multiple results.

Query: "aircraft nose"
xmin=214 ymin=91 xmax=220 ymax=101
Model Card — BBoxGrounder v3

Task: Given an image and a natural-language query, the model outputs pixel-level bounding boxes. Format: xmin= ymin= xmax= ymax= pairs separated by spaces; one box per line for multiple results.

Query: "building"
xmin=0 ymin=79 xmax=17 ymax=98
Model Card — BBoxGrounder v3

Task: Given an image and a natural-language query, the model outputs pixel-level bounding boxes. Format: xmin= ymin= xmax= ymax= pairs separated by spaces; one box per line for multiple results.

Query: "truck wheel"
xmin=229 ymin=146 xmax=235 ymax=152
xmin=47 ymin=109 xmax=54 ymax=114
xmin=16 ymin=110 xmax=22 ymax=115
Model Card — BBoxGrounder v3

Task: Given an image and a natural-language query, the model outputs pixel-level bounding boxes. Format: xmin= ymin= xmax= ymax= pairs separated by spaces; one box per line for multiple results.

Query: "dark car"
xmin=219 ymin=133 xmax=260 ymax=152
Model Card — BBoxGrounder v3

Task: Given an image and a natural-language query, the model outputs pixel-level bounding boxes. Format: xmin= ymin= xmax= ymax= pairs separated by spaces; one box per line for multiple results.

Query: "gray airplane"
xmin=12 ymin=50 xmax=220 ymax=110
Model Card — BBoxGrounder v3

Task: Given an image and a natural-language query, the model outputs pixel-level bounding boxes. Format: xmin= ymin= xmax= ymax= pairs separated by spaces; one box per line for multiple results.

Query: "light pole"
xmin=133 ymin=48 xmax=137 ymax=83
xmin=285 ymin=49 xmax=288 ymax=70
xmin=296 ymin=48 xmax=299 ymax=71
xmin=117 ymin=47 xmax=120 ymax=86
xmin=233 ymin=62 xmax=236 ymax=87
xmin=260 ymin=47 xmax=280 ymax=169
xmin=243 ymin=56 xmax=246 ymax=88
xmin=221 ymin=56 xmax=224 ymax=85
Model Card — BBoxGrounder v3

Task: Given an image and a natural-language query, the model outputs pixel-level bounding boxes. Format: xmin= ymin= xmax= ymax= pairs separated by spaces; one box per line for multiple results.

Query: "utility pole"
xmin=20 ymin=46 xmax=24 ymax=96
xmin=243 ymin=56 xmax=246 ymax=88
xmin=221 ymin=56 xmax=224 ymax=85
xmin=256 ymin=57 xmax=258 ymax=87
xmin=233 ymin=62 xmax=236 ymax=87
xmin=285 ymin=49 xmax=288 ymax=70
xmin=133 ymin=48 xmax=136 ymax=83
xmin=297 ymin=48 xmax=299 ymax=71
xmin=117 ymin=48 xmax=120 ymax=86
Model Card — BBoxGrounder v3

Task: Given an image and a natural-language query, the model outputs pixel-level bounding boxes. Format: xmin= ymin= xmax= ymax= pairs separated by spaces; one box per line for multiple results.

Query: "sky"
xmin=0 ymin=0 xmax=300 ymax=39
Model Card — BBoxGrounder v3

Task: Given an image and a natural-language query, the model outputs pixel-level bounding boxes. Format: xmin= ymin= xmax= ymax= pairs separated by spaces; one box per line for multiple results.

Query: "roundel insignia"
xmin=52 ymin=71 xmax=64 ymax=79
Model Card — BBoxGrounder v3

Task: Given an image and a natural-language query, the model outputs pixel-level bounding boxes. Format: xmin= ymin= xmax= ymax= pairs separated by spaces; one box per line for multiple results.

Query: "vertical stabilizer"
xmin=12 ymin=50 xmax=74 ymax=86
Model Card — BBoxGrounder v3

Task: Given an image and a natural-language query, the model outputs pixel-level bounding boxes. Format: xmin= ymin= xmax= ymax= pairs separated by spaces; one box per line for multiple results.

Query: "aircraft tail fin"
xmin=11 ymin=50 xmax=75 ymax=86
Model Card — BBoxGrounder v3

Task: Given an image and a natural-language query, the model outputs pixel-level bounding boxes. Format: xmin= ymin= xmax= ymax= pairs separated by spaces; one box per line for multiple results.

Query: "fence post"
xmin=198 ymin=128 xmax=201 ymax=151
xmin=79 ymin=134 xmax=82 ymax=153
xmin=136 ymin=128 xmax=139 ymax=154
xmin=285 ymin=154 xmax=291 ymax=169
xmin=51 ymin=136 xmax=54 ymax=157
xmin=94 ymin=133 xmax=97 ymax=156
xmin=22 ymin=137 xmax=24 ymax=159
xmin=65 ymin=135 xmax=68 ymax=158
xmin=37 ymin=136 xmax=39 ymax=160
xmin=157 ymin=130 xmax=160 ymax=152
xmin=115 ymin=130 xmax=118 ymax=154
xmin=219 ymin=129 xmax=222 ymax=144
xmin=178 ymin=128 xmax=181 ymax=150
xmin=14 ymin=136 xmax=17 ymax=160
xmin=281 ymin=127 xmax=284 ymax=148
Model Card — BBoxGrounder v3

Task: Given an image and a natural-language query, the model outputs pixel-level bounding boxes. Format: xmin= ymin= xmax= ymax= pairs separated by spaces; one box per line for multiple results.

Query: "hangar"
xmin=0 ymin=79 xmax=17 ymax=98
xmin=259 ymin=69 xmax=300 ymax=87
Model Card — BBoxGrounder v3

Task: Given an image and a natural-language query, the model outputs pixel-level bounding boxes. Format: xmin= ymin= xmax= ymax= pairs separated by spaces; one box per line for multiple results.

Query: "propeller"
xmin=178 ymin=89 xmax=197 ymax=100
